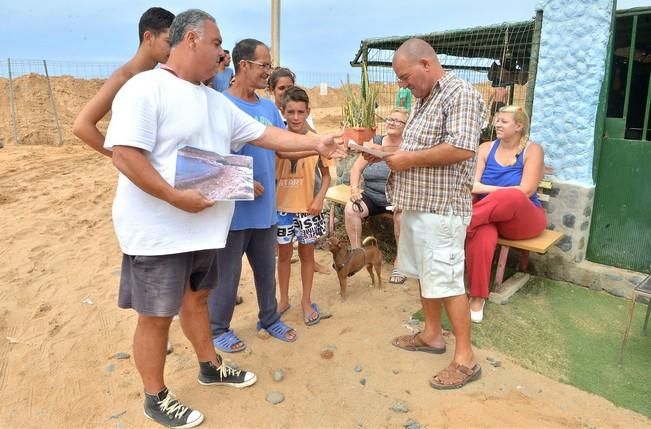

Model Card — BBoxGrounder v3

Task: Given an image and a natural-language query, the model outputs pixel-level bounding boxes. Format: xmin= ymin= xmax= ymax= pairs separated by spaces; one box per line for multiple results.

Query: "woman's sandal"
xmin=304 ymin=303 xmax=321 ymax=326
xmin=389 ymin=268 xmax=407 ymax=284
xmin=429 ymin=362 xmax=482 ymax=390
xmin=212 ymin=330 xmax=246 ymax=353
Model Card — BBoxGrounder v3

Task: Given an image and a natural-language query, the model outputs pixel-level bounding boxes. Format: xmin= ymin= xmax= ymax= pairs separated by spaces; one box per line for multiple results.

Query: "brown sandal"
xmin=391 ymin=331 xmax=446 ymax=354
xmin=430 ymin=362 xmax=482 ymax=390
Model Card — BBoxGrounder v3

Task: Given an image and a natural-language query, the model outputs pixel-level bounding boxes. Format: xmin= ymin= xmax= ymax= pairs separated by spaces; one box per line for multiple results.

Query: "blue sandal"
xmin=304 ymin=303 xmax=321 ymax=326
xmin=258 ymin=320 xmax=297 ymax=343
xmin=212 ymin=330 xmax=246 ymax=353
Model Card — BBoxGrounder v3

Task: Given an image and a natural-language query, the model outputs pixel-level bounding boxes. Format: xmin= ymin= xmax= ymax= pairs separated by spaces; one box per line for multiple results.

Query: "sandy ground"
xmin=0 ymin=143 xmax=649 ymax=428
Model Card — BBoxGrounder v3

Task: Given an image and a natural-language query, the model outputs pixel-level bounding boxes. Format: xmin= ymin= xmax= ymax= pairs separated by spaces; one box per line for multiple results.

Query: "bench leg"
xmin=519 ymin=250 xmax=530 ymax=272
xmin=619 ymin=292 xmax=637 ymax=365
xmin=328 ymin=205 xmax=335 ymax=236
xmin=493 ymin=245 xmax=510 ymax=292
xmin=644 ymin=300 xmax=651 ymax=336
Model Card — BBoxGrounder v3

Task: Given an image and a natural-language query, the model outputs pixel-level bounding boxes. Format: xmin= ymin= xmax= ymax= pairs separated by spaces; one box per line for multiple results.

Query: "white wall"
xmin=530 ymin=0 xmax=614 ymax=184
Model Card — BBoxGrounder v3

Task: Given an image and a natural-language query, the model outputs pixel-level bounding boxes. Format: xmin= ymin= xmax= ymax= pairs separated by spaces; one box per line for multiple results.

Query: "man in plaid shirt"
xmin=374 ymin=38 xmax=486 ymax=389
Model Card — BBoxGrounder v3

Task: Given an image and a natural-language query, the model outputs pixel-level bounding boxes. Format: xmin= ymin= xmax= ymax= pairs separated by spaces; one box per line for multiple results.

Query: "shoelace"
xmin=157 ymin=392 xmax=189 ymax=419
xmin=218 ymin=362 xmax=242 ymax=379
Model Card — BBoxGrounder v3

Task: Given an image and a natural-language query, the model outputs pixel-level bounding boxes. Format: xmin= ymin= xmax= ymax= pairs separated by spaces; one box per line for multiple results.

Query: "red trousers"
xmin=465 ymin=188 xmax=547 ymax=298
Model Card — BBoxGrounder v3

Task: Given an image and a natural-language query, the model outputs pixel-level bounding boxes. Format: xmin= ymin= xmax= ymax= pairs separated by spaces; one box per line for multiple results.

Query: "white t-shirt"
xmin=104 ymin=69 xmax=266 ymax=256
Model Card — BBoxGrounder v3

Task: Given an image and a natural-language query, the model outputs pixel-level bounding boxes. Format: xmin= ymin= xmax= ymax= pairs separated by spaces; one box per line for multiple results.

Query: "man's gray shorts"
xmin=118 ymin=250 xmax=219 ymax=317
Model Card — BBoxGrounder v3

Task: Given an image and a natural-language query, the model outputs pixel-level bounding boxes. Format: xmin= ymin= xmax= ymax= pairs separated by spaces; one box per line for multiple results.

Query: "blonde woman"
xmin=344 ymin=107 xmax=409 ymax=284
xmin=465 ymin=105 xmax=546 ymax=323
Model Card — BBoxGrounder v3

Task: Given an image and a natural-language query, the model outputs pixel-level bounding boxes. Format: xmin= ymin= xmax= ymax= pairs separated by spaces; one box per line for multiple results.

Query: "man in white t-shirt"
xmin=104 ymin=9 xmax=343 ymax=429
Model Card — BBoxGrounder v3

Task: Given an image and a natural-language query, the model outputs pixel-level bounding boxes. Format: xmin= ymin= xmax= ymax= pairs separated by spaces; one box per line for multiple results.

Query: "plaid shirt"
xmin=387 ymin=72 xmax=486 ymax=217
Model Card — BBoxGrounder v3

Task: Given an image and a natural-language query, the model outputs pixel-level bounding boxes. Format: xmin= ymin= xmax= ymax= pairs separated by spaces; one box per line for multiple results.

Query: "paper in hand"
xmin=346 ymin=140 xmax=389 ymax=159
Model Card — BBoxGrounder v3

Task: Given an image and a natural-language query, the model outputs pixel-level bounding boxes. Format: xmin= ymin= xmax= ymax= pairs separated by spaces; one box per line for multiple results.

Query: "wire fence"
xmin=353 ymin=19 xmax=539 ymax=137
xmin=0 ymin=58 xmax=353 ymax=147
xmin=0 ymin=58 xmax=352 ymax=87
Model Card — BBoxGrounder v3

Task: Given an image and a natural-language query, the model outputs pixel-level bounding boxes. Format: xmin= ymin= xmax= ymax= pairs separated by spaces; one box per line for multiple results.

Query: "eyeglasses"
xmin=244 ymin=59 xmax=273 ymax=71
xmin=385 ymin=118 xmax=406 ymax=126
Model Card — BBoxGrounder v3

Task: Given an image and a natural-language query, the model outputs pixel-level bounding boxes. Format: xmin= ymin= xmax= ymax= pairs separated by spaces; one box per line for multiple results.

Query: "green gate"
xmin=587 ymin=8 xmax=651 ymax=274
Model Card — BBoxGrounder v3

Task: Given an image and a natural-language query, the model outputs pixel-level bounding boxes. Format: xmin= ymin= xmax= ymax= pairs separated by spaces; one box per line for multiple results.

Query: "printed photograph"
xmin=174 ymin=146 xmax=254 ymax=201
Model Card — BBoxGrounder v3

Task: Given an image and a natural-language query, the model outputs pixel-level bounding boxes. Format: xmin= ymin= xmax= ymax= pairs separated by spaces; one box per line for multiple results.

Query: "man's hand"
xmin=168 ymin=189 xmax=215 ymax=213
xmin=316 ymin=132 xmax=347 ymax=159
xmin=384 ymin=151 xmax=413 ymax=172
xmin=254 ymin=180 xmax=265 ymax=197
xmin=361 ymin=152 xmax=382 ymax=164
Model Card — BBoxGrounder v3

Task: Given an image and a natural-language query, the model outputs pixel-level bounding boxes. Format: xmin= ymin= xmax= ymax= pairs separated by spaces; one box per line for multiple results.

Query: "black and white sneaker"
xmin=144 ymin=387 xmax=204 ymax=429
xmin=198 ymin=359 xmax=257 ymax=388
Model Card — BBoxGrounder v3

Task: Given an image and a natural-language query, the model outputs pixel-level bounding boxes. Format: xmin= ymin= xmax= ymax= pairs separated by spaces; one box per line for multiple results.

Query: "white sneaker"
xmin=470 ymin=299 xmax=485 ymax=323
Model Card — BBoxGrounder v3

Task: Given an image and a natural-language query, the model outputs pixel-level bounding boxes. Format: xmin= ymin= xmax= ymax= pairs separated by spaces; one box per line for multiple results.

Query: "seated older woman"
xmin=465 ymin=105 xmax=546 ymax=323
xmin=344 ymin=107 xmax=409 ymax=284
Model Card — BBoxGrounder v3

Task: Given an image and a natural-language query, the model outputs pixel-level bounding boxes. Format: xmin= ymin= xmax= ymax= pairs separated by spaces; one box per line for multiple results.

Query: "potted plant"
xmin=342 ymin=62 xmax=378 ymax=145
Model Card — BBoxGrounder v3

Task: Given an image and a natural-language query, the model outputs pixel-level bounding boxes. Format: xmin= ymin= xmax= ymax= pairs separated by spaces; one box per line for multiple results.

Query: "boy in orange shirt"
xmin=276 ymin=87 xmax=333 ymax=325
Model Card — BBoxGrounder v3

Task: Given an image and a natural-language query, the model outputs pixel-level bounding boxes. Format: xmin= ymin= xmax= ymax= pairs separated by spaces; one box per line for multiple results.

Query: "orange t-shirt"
xmin=276 ymin=140 xmax=333 ymax=213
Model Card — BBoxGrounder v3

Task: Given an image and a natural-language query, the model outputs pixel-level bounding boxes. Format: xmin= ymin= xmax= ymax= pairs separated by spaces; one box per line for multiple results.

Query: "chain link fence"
xmin=0 ymin=58 xmax=352 ymax=147
xmin=351 ymin=18 xmax=541 ymax=137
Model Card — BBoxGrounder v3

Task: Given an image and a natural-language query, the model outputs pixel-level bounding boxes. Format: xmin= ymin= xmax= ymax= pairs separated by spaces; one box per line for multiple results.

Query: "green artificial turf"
xmin=413 ymin=277 xmax=651 ymax=417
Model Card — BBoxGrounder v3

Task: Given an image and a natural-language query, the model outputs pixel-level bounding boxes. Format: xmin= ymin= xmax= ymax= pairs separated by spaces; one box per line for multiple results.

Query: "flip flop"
xmin=391 ymin=332 xmax=446 ymax=354
xmin=258 ymin=320 xmax=297 ymax=343
xmin=430 ymin=363 xmax=482 ymax=390
xmin=389 ymin=268 xmax=407 ymax=285
xmin=304 ymin=303 xmax=321 ymax=326
xmin=212 ymin=330 xmax=246 ymax=353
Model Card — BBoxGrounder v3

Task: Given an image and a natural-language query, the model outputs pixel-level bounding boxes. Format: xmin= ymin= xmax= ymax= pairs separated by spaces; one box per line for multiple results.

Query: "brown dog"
xmin=327 ymin=235 xmax=382 ymax=299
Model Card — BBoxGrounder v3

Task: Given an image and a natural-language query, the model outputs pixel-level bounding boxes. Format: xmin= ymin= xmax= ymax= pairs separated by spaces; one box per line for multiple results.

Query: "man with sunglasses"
xmin=207 ymin=38 xmax=297 ymax=355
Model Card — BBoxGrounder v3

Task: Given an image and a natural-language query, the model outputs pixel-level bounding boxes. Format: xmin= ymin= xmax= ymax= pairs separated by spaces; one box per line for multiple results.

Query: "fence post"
xmin=7 ymin=58 xmax=19 ymax=145
xmin=525 ymin=10 xmax=543 ymax=119
xmin=43 ymin=60 xmax=64 ymax=145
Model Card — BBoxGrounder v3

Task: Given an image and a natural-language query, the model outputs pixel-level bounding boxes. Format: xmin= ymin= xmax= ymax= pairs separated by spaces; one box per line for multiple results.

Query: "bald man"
xmin=377 ymin=38 xmax=486 ymax=390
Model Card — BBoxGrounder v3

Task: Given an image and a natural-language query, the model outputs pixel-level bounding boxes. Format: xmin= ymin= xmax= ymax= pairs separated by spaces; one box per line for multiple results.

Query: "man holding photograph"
xmin=104 ymin=10 xmax=343 ymax=428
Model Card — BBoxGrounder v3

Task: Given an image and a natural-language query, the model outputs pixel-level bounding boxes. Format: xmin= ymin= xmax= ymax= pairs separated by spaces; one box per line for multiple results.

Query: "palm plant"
xmin=342 ymin=63 xmax=378 ymax=129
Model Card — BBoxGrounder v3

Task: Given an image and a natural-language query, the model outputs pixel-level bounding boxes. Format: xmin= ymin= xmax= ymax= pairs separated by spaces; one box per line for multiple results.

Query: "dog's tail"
xmin=362 ymin=236 xmax=378 ymax=247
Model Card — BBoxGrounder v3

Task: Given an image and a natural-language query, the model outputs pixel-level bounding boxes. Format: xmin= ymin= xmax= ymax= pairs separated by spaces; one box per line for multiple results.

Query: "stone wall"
xmin=531 ymin=0 xmax=613 ymax=185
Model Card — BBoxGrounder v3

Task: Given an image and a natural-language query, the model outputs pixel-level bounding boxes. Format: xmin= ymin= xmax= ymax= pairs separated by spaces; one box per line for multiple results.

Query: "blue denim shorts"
xmin=118 ymin=249 xmax=218 ymax=316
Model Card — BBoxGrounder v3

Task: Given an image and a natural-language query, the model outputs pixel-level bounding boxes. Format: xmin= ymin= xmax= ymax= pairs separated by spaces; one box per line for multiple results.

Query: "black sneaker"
xmin=198 ymin=359 xmax=257 ymax=388
xmin=144 ymin=387 xmax=204 ymax=429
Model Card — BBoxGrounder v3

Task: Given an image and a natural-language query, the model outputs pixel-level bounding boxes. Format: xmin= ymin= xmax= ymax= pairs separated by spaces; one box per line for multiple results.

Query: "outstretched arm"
xmin=252 ymin=127 xmax=345 ymax=159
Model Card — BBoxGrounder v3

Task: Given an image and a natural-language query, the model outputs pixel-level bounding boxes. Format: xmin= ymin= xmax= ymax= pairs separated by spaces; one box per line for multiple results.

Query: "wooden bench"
xmin=490 ymin=179 xmax=563 ymax=303
xmin=325 ymin=184 xmax=392 ymax=234
xmin=325 ymin=182 xmax=563 ymax=303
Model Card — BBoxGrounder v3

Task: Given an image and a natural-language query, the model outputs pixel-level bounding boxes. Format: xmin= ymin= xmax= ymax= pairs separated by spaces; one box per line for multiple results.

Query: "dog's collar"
xmin=332 ymin=247 xmax=366 ymax=273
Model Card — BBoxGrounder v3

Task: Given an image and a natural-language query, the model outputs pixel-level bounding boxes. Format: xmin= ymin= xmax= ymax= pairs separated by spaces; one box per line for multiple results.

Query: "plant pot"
xmin=342 ymin=127 xmax=376 ymax=146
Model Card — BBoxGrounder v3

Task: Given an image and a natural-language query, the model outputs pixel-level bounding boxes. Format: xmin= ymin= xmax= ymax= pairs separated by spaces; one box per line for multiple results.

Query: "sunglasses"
xmin=385 ymin=118 xmax=406 ymax=126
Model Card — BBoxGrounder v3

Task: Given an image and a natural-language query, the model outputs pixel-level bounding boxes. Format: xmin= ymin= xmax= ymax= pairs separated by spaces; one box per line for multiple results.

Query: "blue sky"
xmin=1 ymin=0 xmax=648 ymax=77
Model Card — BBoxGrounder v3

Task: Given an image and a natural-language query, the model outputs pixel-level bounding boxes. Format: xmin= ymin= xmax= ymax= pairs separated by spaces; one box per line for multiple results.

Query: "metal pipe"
xmin=271 ymin=0 xmax=280 ymax=67
xmin=43 ymin=60 xmax=64 ymax=145
xmin=525 ymin=10 xmax=543 ymax=119
xmin=622 ymin=15 xmax=638 ymax=120
xmin=7 ymin=58 xmax=19 ymax=145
